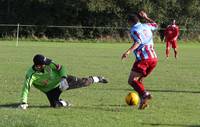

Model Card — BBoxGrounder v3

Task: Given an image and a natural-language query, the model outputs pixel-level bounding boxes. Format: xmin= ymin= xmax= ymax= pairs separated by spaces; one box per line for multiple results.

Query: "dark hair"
xmin=127 ymin=13 xmax=140 ymax=23
xmin=33 ymin=54 xmax=52 ymax=65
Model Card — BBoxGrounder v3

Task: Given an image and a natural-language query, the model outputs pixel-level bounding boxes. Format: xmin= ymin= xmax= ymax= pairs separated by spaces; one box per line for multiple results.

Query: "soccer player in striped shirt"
xmin=121 ymin=11 xmax=158 ymax=109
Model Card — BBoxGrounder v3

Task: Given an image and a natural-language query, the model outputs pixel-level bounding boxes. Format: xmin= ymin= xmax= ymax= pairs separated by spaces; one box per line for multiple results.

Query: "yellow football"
xmin=125 ymin=92 xmax=140 ymax=106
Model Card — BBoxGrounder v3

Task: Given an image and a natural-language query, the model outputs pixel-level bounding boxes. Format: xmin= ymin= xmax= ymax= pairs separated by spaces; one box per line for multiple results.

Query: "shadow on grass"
xmin=0 ymin=103 xmax=50 ymax=109
xmin=29 ymin=105 xmax=50 ymax=108
xmin=90 ymin=87 xmax=130 ymax=91
xmin=0 ymin=103 xmax=19 ymax=108
xmin=72 ymin=104 xmax=131 ymax=112
xmin=91 ymin=87 xmax=200 ymax=94
xmin=148 ymin=89 xmax=200 ymax=94
xmin=142 ymin=123 xmax=200 ymax=127
xmin=0 ymin=103 xmax=136 ymax=112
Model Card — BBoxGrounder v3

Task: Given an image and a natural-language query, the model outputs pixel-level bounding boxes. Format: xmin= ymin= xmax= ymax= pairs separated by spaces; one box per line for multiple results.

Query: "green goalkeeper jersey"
xmin=20 ymin=62 xmax=67 ymax=103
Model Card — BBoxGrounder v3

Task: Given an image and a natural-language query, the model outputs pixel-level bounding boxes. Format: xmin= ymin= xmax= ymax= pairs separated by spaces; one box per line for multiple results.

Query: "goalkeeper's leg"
xmin=67 ymin=75 xmax=108 ymax=90
xmin=45 ymin=87 xmax=70 ymax=107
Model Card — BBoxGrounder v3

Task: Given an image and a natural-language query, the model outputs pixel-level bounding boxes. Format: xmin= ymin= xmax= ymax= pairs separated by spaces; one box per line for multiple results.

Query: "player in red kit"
xmin=164 ymin=20 xmax=180 ymax=59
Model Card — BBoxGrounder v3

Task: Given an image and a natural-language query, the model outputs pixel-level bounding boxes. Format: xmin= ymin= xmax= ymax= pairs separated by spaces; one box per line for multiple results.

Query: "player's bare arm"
xmin=121 ymin=42 xmax=140 ymax=60
xmin=139 ymin=11 xmax=155 ymax=23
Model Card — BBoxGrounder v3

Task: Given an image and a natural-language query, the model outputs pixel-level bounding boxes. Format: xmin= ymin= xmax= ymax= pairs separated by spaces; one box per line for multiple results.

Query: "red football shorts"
xmin=166 ymin=39 xmax=177 ymax=49
xmin=131 ymin=59 xmax=158 ymax=77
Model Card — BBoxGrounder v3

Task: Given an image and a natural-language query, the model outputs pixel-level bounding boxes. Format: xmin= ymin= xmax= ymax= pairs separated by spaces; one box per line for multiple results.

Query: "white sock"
xmin=92 ymin=76 xmax=99 ymax=83
xmin=60 ymin=100 xmax=67 ymax=107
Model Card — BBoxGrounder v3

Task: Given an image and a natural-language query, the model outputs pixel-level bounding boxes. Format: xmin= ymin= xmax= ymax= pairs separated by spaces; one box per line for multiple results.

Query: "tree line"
xmin=0 ymin=0 xmax=199 ymax=41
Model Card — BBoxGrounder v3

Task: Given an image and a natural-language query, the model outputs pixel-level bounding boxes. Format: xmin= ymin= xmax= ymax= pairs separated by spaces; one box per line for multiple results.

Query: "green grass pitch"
xmin=0 ymin=40 xmax=200 ymax=127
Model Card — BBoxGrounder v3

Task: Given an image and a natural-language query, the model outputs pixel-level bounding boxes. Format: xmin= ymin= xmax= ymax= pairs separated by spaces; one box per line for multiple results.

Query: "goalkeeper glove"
xmin=18 ymin=103 xmax=28 ymax=110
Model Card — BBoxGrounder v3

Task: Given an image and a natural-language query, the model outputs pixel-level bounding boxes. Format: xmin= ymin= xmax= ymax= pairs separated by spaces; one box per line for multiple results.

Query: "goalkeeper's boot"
xmin=55 ymin=99 xmax=72 ymax=108
xmin=138 ymin=92 xmax=152 ymax=110
xmin=89 ymin=76 xmax=108 ymax=84
xmin=98 ymin=76 xmax=108 ymax=83
xmin=60 ymin=99 xmax=72 ymax=107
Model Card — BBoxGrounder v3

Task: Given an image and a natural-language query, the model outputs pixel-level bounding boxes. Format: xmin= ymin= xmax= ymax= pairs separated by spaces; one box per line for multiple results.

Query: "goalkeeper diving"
xmin=19 ymin=54 xmax=108 ymax=109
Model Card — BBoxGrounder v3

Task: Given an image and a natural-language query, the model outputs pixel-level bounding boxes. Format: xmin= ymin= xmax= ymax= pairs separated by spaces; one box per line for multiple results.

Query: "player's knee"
xmin=82 ymin=78 xmax=92 ymax=86
xmin=128 ymin=78 xmax=137 ymax=86
xmin=128 ymin=79 xmax=132 ymax=85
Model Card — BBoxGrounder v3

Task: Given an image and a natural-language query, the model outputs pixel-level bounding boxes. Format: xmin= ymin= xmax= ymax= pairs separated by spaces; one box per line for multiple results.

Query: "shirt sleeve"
xmin=174 ymin=26 xmax=179 ymax=38
xmin=20 ymin=73 xmax=33 ymax=103
xmin=130 ymin=31 xmax=142 ymax=44
xmin=50 ymin=62 xmax=67 ymax=78
xmin=146 ymin=23 xmax=158 ymax=31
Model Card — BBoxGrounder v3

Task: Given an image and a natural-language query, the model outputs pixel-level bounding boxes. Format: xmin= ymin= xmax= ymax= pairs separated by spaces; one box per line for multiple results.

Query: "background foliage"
xmin=0 ymin=0 xmax=199 ymax=40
